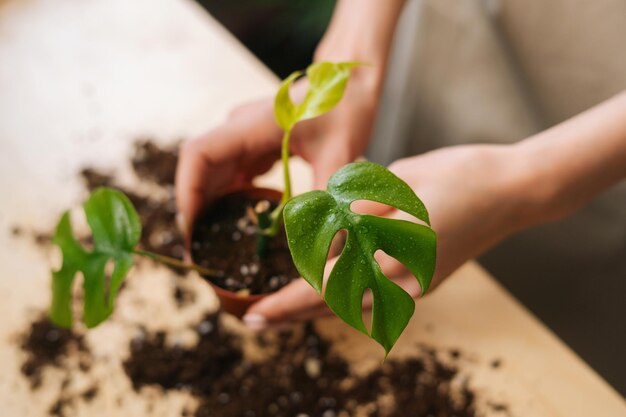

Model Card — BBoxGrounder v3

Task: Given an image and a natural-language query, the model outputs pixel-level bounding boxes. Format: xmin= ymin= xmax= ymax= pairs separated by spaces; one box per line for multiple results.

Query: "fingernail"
xmin=243 ymin=314 xmax=267 ymax=332
xmin=176 ymin=213 xmax=188 ymax=237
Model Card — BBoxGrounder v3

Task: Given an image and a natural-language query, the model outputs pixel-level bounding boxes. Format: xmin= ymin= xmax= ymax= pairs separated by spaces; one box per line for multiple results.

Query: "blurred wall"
xmin=369 ymin=0 xmax=626 ymax=394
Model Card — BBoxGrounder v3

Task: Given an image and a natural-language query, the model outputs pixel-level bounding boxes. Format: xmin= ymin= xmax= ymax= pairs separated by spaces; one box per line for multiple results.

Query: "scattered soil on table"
xmin=81 ymin=386 xmax=99 ymax=401
xmin=191 ymin=193 xmax=298 ymax=294
xmin=126 ymin=190 xmax=183 ymax=260
xmin=131 ymin=140 xmax=179 ymax=186
xmin=491 ymin=358 xmax=502 ymax=369
xmin=49 ymin=397 xmax=72 ymax=417
xmin=124 ymin=313 xmax=242 ymax=391
xmin=79 ymin=168 xmax=113 ymax=191
xmin=80 ymin=142 xmax=185 ymax=263
xmin=173 ymin=284 xmax=196 ymax=308
xmin=124 ymin=314 xmax=478 ymax=417
xmin=16 ymin=139 xmax=493 ymax=417
xmin=19 ymin=316 xmax=87 ymax=389
xmin=488 ymin=402 xmax=509 ymax=413
xmin=15 ymin=140 xmax=186 ymax=415
xmin=13 ymin=140 xmax=183 ymax=259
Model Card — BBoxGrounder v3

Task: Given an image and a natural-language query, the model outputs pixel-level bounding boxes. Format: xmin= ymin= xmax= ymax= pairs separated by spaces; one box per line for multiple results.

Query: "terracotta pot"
xmin=189 ymin=187 xmax=283 ymax=318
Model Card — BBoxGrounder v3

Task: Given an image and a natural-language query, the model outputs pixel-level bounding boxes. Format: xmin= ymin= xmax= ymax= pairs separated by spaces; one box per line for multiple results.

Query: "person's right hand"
xmin=175 ymin=67 xmax=382 ymax=236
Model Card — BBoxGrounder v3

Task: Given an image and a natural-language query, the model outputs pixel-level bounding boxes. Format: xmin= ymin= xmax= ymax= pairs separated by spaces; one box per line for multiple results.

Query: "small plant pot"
xmin=189 ymin=187 xmax=297 ymax=318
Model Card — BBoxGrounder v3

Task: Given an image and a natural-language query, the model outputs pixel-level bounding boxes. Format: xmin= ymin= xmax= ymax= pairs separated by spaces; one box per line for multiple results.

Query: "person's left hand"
xmin=243 ymin=143 xmax=543 ymax=330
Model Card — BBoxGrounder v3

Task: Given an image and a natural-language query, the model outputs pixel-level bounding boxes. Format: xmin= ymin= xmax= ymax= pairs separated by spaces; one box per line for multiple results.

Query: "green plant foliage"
xmin=268 ymin=61 xmax=363 ymax=234
xmin=283 ymin=162 xmax=437 ymax=354
xmin=274 ymin=61 xmax=361 ymax=132
xmin=50 ymin=188 xmax=140 ymax=328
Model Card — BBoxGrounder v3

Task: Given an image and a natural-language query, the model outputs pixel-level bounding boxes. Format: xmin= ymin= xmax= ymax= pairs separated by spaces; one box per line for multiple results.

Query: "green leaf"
xmin=274 ymin=71 xmax=302 ymax=131
xmin=298 ymin=62 xmax=361 ymax=121
xmin=283 ymin=162 xmax=437 ymax=354
xmin=274 ymin=61 xmax=361 ymax=132
xmin=50 ymin=188 xmax=141 ymax=328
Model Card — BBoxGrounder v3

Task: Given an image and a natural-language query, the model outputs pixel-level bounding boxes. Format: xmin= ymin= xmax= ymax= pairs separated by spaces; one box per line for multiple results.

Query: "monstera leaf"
xmin=283 ymin=162 xmax=437 ymax=354
xmin=50 ymin=188 xmax=140 ymax=328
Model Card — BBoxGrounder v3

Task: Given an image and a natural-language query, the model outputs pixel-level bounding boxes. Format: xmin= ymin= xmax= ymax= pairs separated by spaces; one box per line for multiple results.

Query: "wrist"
xmin=476 ymin=143 xmax=557 ymax=235
xmin=508 ymin=139 xmax=573 ymax=227
xmin=314 ymin=0 xmax=405 ymax=79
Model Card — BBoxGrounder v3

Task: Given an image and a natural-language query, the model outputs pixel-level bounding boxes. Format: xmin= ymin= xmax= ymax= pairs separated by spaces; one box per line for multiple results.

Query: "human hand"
xmin=175 ymin=67 xmax=381 ymax=236
xmin=244 ymin=144 xmax=541 ymax=330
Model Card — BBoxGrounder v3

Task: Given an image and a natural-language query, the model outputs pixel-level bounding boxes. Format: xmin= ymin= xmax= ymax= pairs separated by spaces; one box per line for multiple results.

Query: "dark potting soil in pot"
xmin=191 ymin=193 xmax=299 ymax=295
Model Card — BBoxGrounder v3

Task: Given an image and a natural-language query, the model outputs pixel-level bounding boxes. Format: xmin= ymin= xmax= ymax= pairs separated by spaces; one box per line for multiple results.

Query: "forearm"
xmin=315 ymin=0 xmax=406 ymax=78
xmin=516 ymin=91 xmax=626 ymax=223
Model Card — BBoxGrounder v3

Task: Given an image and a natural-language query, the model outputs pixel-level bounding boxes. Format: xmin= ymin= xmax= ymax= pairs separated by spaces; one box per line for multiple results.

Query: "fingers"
xmin=175 ymin=126 xmax=245 ymax=236
xmin=175 ymin=99 xmax=281 ymax=237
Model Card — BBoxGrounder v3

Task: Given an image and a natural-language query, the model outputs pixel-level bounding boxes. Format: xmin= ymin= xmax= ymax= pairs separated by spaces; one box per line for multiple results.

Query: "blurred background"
xmin=197 ymin=0 xmax=335 ymax=78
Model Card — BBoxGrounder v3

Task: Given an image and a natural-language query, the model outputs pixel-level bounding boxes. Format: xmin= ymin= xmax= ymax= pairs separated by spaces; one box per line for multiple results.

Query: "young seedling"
xmin=50 ymin=61 xmax=436 ymax=355
xmin=50 ymin=188 xmax=219 ymax=328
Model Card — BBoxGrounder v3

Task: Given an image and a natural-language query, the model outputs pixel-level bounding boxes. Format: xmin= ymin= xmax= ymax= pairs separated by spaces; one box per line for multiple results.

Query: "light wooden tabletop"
xmin=0 ymin=0 xmax=624 ymax=416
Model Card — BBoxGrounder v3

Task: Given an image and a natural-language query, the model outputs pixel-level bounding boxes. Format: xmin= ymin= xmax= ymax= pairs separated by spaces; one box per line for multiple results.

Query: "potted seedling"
xmin=50 ymin=62 xmax=437 ymax=354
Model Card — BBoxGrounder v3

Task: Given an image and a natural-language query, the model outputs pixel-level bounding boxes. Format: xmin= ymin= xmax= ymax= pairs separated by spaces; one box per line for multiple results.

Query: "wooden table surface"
xmin=0 ymin=0 xmax=624 ymax=416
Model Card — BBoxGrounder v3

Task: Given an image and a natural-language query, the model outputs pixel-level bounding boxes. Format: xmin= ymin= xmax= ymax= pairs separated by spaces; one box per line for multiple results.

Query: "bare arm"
xmin=517 ymin=91 xmax=626 ymax=224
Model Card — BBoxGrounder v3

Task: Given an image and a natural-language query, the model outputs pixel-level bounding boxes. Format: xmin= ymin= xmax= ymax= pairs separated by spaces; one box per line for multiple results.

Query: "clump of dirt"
xmin=81 ymin=386 xmax=99 ymax=401
xmin=9 ymin=224 xmax=53 ymax=247
xmin=191 ymin=192 xmax=298 ymax=294
xmin=124 ymin=314 xmax=242 ymax=391
xmin=354 ymin=355 xmax=475 ymax=417
xmin=79 ymin=168 xmax=113 ymax=191
xmin=174 ymin=284 xmax=196 ymax=308
xmin=19 ymin=316 xmax=87 ymax=389
xmin=125 ymin=190 xmax=183 ymax=260
xmin=124 ymin=315 xmax=477 ymax=417
xmin=131 ymin=140 xmax=179 ymax=186
xmin=48 ymin=397 xmax=72 ymax=417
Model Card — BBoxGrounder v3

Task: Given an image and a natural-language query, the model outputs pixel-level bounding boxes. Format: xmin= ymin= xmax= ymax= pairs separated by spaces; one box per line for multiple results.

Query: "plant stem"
xmin=264 ymin=130 xmax=292 ymax=237
xmin=280 ymin=130 xmax=292 ymax=205
xmin=132 ymin=249 xmax=220 ymax=277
